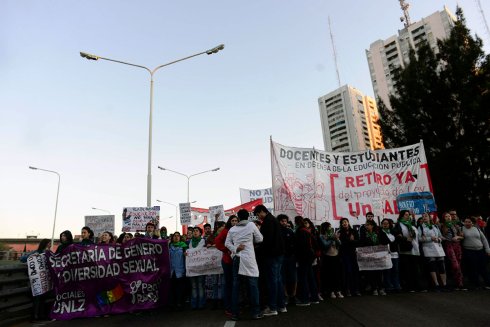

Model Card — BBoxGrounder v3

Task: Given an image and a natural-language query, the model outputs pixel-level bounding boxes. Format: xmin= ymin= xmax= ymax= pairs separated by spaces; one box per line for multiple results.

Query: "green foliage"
xmin=378 ymin=7 xmax=490 ymax=215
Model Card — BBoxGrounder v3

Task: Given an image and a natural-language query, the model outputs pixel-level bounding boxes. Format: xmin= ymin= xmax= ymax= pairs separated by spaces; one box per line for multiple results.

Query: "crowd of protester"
xmin=24 ymin=206 xmax=490 ymax=321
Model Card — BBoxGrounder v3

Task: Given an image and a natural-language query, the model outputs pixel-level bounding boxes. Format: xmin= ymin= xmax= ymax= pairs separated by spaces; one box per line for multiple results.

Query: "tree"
xmin=377 ymin=8 xmax=490 ymax=216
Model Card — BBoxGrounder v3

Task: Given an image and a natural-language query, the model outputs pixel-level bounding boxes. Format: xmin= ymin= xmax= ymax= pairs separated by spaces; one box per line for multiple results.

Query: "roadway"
xmin=13 ymin=289 xmax=490 ymax=327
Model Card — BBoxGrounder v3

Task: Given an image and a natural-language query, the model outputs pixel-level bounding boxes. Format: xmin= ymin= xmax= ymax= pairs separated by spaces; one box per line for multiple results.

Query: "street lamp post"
xmin=157 ymin=199 xmax=196 ymax=232
xmin=158 ymin=167 xmax=220 ymax=202
xmin=80 ymin=44 xmax=225 ymax=207
xmin=91 ymin=207 xmax=111 ymax=214
xmin=29 ymin=166 xmax=60 ymax=250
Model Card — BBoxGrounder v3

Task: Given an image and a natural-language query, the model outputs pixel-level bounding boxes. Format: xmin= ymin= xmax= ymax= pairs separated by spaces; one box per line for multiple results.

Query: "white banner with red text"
xmin=271 ymin=140 xmax=432 ymax=226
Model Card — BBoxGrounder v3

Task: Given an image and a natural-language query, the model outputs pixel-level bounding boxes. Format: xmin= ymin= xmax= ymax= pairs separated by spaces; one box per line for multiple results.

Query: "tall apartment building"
xmin=318 ymin=85 xmax=384 ymax=152
xmin=366 ymin=6 xmax=456 ymax=109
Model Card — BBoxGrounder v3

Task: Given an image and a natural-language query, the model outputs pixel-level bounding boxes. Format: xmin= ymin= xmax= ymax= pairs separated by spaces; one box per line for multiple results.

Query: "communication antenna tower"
xmin=328 ymin=16 xmax=341 ymax=87
xmin=399 ymin=0 xmax=412 ymax=27
xmin=475 ymin=0 xmax=490 ymax=44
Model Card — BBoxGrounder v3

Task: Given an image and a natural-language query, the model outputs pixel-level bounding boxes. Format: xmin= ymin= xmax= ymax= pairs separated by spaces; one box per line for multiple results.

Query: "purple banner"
xmin=46 ymin=238 xmax=170 ymax=320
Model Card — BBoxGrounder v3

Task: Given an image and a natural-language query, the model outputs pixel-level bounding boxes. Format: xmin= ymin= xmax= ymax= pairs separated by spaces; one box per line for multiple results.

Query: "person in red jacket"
xmin=214 ymin=215 xmax=238 ymax=317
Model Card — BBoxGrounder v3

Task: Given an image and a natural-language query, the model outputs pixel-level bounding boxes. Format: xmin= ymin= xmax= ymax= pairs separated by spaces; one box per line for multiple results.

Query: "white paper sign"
xmin=356 ymin=245 xmax=393 ymax=271
xmin=185 ymin=247 xmax=223 ymax=277
xmin=208 ymin=205 xmax=225 ymax=225
xmin=180 ymin=203 xmax=192 ymax=225
xmin=84 ymin=215 xmax=115 ymax=237
xmin=27 ymin=253 xmax=53 ymax=296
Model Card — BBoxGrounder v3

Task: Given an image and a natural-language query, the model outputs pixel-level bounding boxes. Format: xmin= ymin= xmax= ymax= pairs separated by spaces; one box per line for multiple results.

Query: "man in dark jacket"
xmin=277 ymin=214 xmax=296 ymax=305
xmin=253 ymin=205 xmax=286 ymax=315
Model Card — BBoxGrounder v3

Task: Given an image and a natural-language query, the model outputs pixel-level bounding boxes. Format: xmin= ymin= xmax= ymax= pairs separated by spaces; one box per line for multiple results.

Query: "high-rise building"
xmin=318 ymin=84 xmax=384 ymax=152
xmin=366 ymin=6 xmax=456 ymax=109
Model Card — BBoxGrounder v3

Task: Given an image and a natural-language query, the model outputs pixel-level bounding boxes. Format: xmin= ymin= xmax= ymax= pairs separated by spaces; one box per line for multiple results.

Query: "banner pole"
xmin=270 ymin=136 xmax=275 ymax=214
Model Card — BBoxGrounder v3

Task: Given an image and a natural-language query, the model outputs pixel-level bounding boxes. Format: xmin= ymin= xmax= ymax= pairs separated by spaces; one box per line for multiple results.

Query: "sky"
xmin=1 ymin=0 xmax=489 ymax=238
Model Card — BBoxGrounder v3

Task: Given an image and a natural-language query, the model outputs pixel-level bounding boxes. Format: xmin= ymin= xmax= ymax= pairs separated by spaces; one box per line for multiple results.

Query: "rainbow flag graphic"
xmin=96 ymin=284 xmax=125 ymax=306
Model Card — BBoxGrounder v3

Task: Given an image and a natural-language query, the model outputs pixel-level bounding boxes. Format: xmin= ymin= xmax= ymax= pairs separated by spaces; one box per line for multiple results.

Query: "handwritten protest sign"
xmin=185 ymin=247 xmax=223 ymax=277
xmin=208 ymin=205 xmax=224 ymax=225
xmin=122 ymin=207 xmax=160 ymax=232
xmin=180 ymin=203 xmax=192 ymax=225
xmin=27 ymin=253 xmax=53 ymax=296
xmin=84 ymin=215 xmax=115 ymax=237
xmin=272 ymin=140 xmax=432 ymax=226
xmin=356 ymin=245 xmax=392 ymax=271
xmin=46 ymin=238 xmax=170 ymax=320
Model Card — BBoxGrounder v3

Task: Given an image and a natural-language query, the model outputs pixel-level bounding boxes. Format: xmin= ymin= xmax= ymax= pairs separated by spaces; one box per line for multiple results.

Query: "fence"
xmin=0 ymin=262 xmax=32 ymax=326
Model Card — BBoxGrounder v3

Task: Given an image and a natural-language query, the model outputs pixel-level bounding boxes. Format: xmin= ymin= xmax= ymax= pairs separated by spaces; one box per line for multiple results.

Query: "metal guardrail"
xmin=0 ymin=263 xmax=32 ymax=326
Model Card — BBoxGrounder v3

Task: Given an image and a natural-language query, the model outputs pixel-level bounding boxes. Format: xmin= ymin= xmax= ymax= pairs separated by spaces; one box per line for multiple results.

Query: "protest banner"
xmin=185 ymin=247 xmax=223 ymax=277
xmin=208 ymin=205 xmax=225 ymax=225
xmin=396 ymin=192 xmax=437 ymax=214
xmin=181 ymin=199 xmax=264 ymax=235
xmin=271 ymin=140 xmax=432 ymax=226
xmin=356 ymin=245 xmax=392 ymax=271
xmin=240 ymin=187 xmax=274 ymax=213
xmin=46 ymin=238 xmax=170 ymax=320
xmin=224 ymin=199 xmax=263 ymax=221
xmin=27 ymin=253 xmax=53 ymax=296
xmin=179 ymin=203 xmax=192 ymax=225
xmin=84 ymin=215 xmax=115 ymax=237
xmin=122 ymin=207 xmax=160 ymax=232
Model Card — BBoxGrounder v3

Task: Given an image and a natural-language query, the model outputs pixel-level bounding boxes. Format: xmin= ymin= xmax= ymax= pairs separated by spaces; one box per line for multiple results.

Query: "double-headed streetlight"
xmin=157 ymin=199 xmax=196 ymax=232
xmin=80 ymin=44 xmax=225 ymax=207
xmin=158 ymin=167 xmax=219 ymax=203
xmin=29 ymin=166 xmax=60 ymax=250
xmin=91 ymin=207 xmax=111 ymax=214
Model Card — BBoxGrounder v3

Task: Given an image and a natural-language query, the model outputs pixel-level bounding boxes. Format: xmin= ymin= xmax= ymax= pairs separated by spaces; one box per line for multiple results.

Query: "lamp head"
xmin=80 ymin=52 xmax=100 ymax=60
xmin=29 ymin=166 xmax=38 ymax=170
xmin=212 ymin=168 xmax=220 ymax=172
xmin=158 ymin=166 xmax=166 ymax=171
xmin=206 ymin=44 xmax=225 ymax=55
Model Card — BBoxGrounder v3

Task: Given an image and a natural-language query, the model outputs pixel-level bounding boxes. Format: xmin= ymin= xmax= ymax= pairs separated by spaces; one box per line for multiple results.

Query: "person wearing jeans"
xmin=254 ymin=205 xmax=286 ymax=315
xmin=295 ymin=216 xmax=320 ymax=305
xmin=214 ymin=215 xmax=239 ymax=316
xmin=225 ymin=209 xmax=264 ymax=320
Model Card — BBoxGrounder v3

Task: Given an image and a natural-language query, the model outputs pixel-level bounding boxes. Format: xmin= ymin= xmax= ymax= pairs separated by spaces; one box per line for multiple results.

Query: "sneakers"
xmin=379 ymin=289 xmax=387 ymax=296
xmin=253 ymin=314 xmax=264 ymax=320
xmin=278 ymin=307 xmax=287 ymax=313
xmin=318 ymin=294 xmax=324 ymax=301
xmin=311 ymin=301 xmax=320 ymax=304
xmin=336 ymin=292 xmax=344 ymax=298
xmin=330 ymin=292 xmax=337 ymax=299
xmin=372 ymin=290 xmax=379 ymax=296
xmin=231 ymin=316 xmax=239 ymax=321
xmin=296 ymin=302 xmax=310 ymax=307
xmin=262 ymin=308 xmax=278 ymax=316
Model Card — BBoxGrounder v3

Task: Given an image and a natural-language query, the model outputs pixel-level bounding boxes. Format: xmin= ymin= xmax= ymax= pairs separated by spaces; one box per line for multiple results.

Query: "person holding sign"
xmin=225 ymin=209 xmax=263 ymax=320
xmin=26 ymin=239 xmax=52 ymax=321
xmin=187 ymin=227 xmax=206 ymax=309
xmin=360 ymin=220 xmax=389 ymax=296
xmin=418 ymin=213 xmax=447 ymax=291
